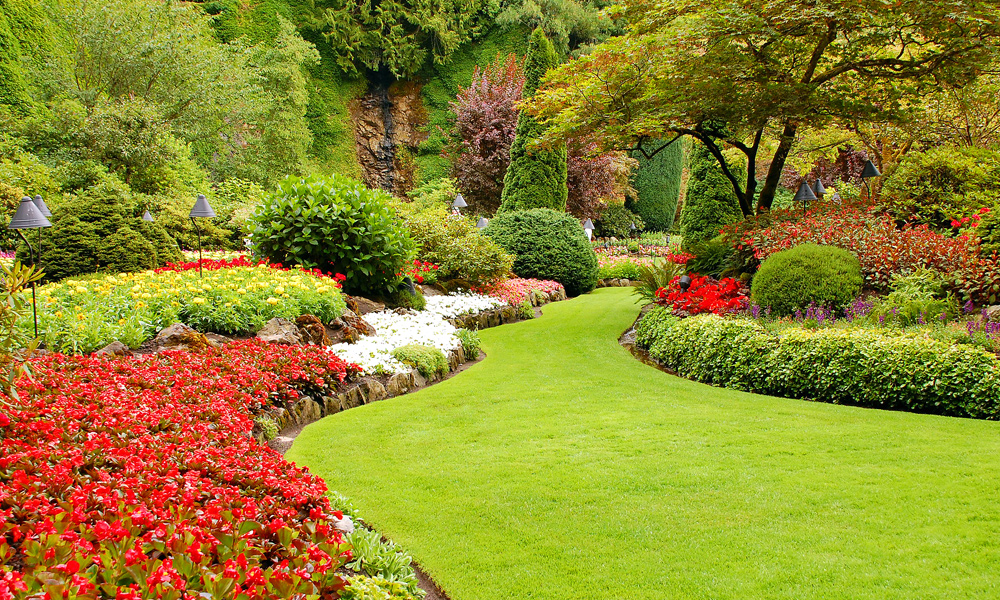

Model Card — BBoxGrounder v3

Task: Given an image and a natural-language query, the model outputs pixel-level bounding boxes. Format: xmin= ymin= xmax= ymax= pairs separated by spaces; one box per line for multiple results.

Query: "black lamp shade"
xmin=813 ymin=180 xmax=826 ymax=196
xmin=583 ymin=218 xmax=594 ymax=230
xmin=678 ymin=275 xmax=692 ymax=291
xmin=476 ymin=217 xmax=488 ymax=229
xmin=452 ymin=193 xmax=467 ymax=209
xmin=142 ymin=210 xmax=155 ymax=222
xmin=189 ymin=194 xmax=216 ymax=218
xmin=8 ymin=196 xmax=52 ymax=229
xmin=32 ymin=195 xmax=52 ymax=218
xmin=794 ymin=182 xmax=818 ymax=203
xmin=861 ymin=160 xmax=881 ymax=178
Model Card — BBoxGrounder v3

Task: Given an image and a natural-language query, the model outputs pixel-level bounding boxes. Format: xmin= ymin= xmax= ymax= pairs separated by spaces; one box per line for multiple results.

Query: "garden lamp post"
xmin=8 ymin=197 xmax=52 ymax=338
xmin=630 ymin=222 xmax=637 ymax=238
xmin=794 ymin=182 xmax=818 ymax=215
xmin=31 ymin=195 xmax=51 ymax=263
xmin=813 ymin=179 xmax=826 ymax=200
xmin=476 ymin=217 xmax=488 ymax=229
xmin=678 ymin=275 xmax=692 ymax=292
xmin=452 ymin=193 xmax=467 ymax=215
xmin=860 ymin=159 xmax=881 ymax=200
xmin=142 ymin=210 xmax=155 ymax=222
xmin=583 ymin=218 xmax=594 ymax=241
xmin=189 ymin=194 xmax=216 ymax=278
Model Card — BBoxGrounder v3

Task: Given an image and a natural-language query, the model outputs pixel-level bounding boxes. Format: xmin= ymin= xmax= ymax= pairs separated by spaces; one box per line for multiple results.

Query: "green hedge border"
xmin=635 ymin=307 xmax=1000 ymax=419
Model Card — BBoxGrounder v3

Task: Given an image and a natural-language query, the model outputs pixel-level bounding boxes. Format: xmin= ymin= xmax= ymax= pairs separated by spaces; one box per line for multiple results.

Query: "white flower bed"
xmin=328 ymin=309 xmax=461 ymax=375
xmin=424 ymin=292 xmax=505 ymax=319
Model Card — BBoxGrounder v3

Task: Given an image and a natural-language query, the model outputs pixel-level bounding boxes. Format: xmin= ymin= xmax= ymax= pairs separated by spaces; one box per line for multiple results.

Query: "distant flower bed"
xmin=329 ymin=309 xmax=462 ymax=375
xmin=474 ymin=278 xmax=564 ymax=306
xmin=30 ymin=264 xmax=347 ymax=353
xmin=157 ymin=255 xmax=343 ymax=282
xmin=0 ymin=340 xmax=360 ymax=598
xmin=180 ymin=249 xmax=244 ymax=262
xmin=424 ymin=292 xmax=505 ymax=319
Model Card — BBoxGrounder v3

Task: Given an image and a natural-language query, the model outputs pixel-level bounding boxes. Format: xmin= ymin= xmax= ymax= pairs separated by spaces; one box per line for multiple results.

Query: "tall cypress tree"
xmin=680 ymin=143 xmax=745 ymax=244
xmin=497 ymin=28 xmax=567 ymax=213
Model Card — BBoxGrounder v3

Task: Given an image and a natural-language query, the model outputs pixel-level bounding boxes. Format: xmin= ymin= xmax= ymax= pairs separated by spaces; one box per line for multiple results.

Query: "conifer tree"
xmin=497 ymin=28 xmax=567 ymax=213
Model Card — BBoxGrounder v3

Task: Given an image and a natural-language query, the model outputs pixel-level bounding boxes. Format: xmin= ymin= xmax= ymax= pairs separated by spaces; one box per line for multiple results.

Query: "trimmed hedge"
xmin=635 ymin=308 xmax=1000 ymax=419
xmin=629 ymin=139 xmax=684 ymax=231
xmin=484 ymin=208 xmax=598 ymax=296
xmin=751 ymin=243 xmax=863 ymax=315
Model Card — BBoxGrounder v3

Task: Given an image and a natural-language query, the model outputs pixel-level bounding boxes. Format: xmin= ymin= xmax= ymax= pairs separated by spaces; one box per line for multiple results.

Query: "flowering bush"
xmin=400 ymin=259 xmax=440 ymax=285
xmin=424 ymin=293 xmax=505 ymax=319
xmin=473 ymin=278 xmax=565 ymax=306
xmin=328 ymin=309 xmax=463 ymax=375
xmin=30 ymin=264 xmax=347 ymax=353
xmin=723 ymin=203 xmax=1000 ymax=303
xmin=654 ymin=275 xmax=748 ymax=315
xmin=0 ymin=340 xmax=361 ymax=598
xmin=596 ymin=250 xmax=692 ymax=280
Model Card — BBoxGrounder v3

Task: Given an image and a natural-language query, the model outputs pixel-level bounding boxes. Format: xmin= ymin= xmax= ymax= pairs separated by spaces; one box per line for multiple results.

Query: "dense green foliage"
xmin=751 ymin=244 xmax=863 ymax=315
xmin=394 ymin=201 xmax=515 ymax=285
xmin=391 ymin=344 xmax=449 ymax=379
xmin=636 ymin=308 xmax=1000 ymax=419
xmin=250 ymin=175 xmax=415 ymax=297
xmin=634 ymin=258 xmax=685 ymax=302
xmin=681 ymin=144 xmax=744 ymax=245
xmin=596 ymin=204 xmax=644 ymax=239
xmin=866 ymin=270 xmax=958 ymax=327
xmin=455 ymin=328 xmax=482 ymax=359
xmin=484 ymin=208 xmax=597 ymax=295
xmin=684 ymin=237 xmax=737 ymax=279
xmin=497 ymin=29 xmax=567 ymax=213
xmin=18 ymin=182 xmax=182 ymax=281
xmin=882 ymin=145 xmax=1000 ymax=226
xmin=629 ymin=140 xmax=684 ymax=231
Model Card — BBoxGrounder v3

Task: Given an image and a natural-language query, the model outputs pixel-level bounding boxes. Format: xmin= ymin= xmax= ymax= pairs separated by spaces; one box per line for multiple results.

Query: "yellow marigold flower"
xmin=118 ymin=319 xmax=126 ymax=325
xmin=192 ymin=297 xmax=207 ymax=305
xmin=76 ymin=313 xmax=86 ymax=321
xmin=54 ymin=311 xmax=63 ymax=318
xmin=265 ymin=297 xmax=280 ymax=305
xmin=141 ymin=293 xmax=152 ymax=299
xmin=274 ymin=286 xmax=285 ymax=294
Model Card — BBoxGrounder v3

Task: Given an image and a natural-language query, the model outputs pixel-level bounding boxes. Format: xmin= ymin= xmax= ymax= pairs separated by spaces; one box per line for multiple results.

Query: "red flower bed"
xmin=400 ymin=259 xmax=440 ymax=285
xmin=155 ymin=256 xmax=346 ymax=284
xmin=0 ymin=340 xmax=361 ymax=599
xmin=472 ymin=278 xmax=565 ymax=306
xmin=655 ymin=275 xmax=748 ymax=315
xmin=723 ymin=204 xmax=1000 ymax=303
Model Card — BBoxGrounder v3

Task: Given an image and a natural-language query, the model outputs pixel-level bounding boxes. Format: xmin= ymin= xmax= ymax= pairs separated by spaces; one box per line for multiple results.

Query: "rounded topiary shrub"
xmin=751 ymin=243 xmax=863 ymax=315
xmin=97 ymin=227 xmax=156 ymax=273
xmin=484 ymin=208 xmax=598 ymax=296
xmin=250 ymin=174 xmax=415 ymax=297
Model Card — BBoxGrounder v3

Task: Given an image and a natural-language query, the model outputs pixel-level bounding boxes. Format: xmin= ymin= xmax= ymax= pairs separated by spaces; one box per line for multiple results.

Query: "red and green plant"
xmin=0 ymin=340 xmax=361 ymax=598
xmin=655 ymin=275 xmax=748 ymax=315
xmin=400 ymin=259 xmax=440 ymax=285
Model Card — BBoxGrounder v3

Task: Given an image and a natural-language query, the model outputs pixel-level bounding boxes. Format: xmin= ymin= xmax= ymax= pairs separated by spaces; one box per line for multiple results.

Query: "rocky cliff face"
xmin=350 ymin=80 xmax=427 ymax=196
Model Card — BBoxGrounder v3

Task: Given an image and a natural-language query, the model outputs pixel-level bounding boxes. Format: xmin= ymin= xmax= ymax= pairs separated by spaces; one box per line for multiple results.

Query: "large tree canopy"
xmin=529 ymin=0 xmax=1000 ymax=215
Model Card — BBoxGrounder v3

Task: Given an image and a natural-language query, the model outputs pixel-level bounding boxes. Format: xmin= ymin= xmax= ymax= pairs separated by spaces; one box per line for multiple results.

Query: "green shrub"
xmin=391 ymin=344 xmax=448 ymax=379
xmin=387 ymin=286 xmax=426 ymax=311
xmin=684 ymin=236 xmax=736 ymax=279
xmin=254 ymin=415 xmax=279 ymax=441
xmin=598 ymin=258 xmax=644 ymax=280
xmin=867 ymin=269 xmax=958 ymax=327
xmin=680 ymin=143 xmax=744 ymax=245
xmin=96 ymin=227 xmax=155 ymax=273
xmin=340 ymin=575 xmax=416 ymax=600
xmin=516 ymin=299 xmax=535 ymax=319
xmin=752 ymin=244 xmax=863 ymax=315
xmin=250 ymin=175 xmax=415 ymax=297
xmin=344 ymin=528 xmax=422 ymax=598
xmin=596 ymin=204 xmax=644 ymax=239
xmin=497 ymin=28 xmax=568 ymax=213
xmin=630 ymin=139 xmax=684 ymax=231
xmin=484 ymin=208 xmax=598 ymax=296
xmin=455 ymin=328 xmax=481 ymax=359
xmin=155 ymin=199 xmax=236 ymax=250
xmin=635 ymin=308 xmax=1000 ymax=419
xmin=393 ymin=200 xmax=515 ymax=285
xmin=633 ymin=258 xmax=685 ymax=303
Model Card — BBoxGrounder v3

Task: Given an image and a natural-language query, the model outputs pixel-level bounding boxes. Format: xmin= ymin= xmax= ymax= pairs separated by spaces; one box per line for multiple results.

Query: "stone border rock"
xmin=597 ymin=278 xmax=634 ymax=288
xmin=261 ymin=288 xmax=567 ymax=451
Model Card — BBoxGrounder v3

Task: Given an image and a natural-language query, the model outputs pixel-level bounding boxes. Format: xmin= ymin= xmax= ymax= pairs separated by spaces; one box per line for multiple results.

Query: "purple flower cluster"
xmin=967 ymin=317 xmax=1000 ymax=341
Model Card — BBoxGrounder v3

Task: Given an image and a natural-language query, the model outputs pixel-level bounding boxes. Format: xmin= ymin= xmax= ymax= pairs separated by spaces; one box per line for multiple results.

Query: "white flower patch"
xmin=328 ymin=309 xmax=461 ymax=375
xmin=424 ymin=292 xmax=505 ymax=319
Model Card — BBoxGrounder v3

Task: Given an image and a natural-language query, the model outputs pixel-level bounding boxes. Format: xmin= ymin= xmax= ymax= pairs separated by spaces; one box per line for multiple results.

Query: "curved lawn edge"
xmin=289 ymin=287 xmax=1000 ymax=600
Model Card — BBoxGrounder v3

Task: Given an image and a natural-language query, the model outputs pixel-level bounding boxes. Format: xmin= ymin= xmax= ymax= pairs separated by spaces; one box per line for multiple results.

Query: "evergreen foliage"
xmin=484 ymin=208 xmax=597 ymax=296
xmin=680 ymin=143 xmax=744 ymax=246
xmin=630 ymin=139 xmax=684 ymax=231
xmin=497 ymin=29 xmax=567 ymax=213
xmin=0 ymin=0 xmax=47 ymax=113
xmin=597 ymin=204 xmax=644 ymax=239
xmin=495 ymin=0 xmax=611 ymax=56
xmin=751 ymin=244 xmax=864 ymax=316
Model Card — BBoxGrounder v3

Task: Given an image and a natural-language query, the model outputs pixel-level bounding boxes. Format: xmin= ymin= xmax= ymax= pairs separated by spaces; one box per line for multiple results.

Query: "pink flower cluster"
xmin=474 ymin=278 xmax=564 ymax=305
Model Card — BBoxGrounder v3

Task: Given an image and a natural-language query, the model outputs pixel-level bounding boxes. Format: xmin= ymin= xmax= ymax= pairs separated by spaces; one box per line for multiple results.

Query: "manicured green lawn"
xmin=288 ymin=287 xmax=1000 ymax=600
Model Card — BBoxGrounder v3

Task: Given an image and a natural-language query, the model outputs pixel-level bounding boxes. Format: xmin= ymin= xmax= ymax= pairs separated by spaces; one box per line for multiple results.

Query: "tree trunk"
xmin=756 ymin=122 xmax=797 ymax=213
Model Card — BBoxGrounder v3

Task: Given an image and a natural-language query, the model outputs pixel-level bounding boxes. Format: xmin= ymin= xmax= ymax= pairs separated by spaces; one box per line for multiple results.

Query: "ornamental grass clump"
xmin=391 ymin=344 xmax=449 ymax=379
xmin=29 ymin=260 xmax=347 ymax=353
xmin=751 ymin=244 xmax=863 ymax=316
